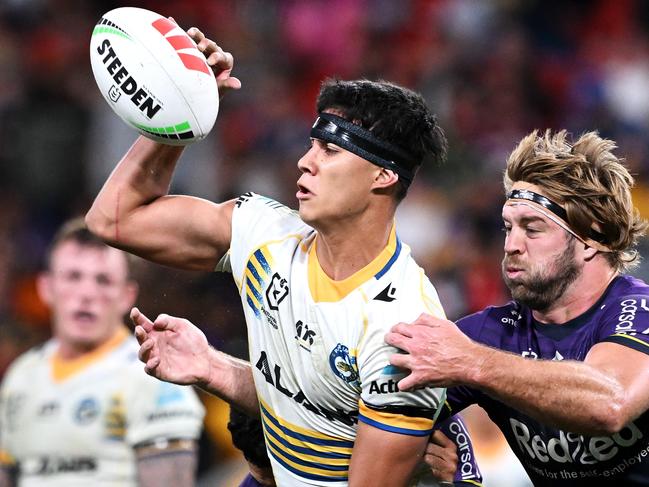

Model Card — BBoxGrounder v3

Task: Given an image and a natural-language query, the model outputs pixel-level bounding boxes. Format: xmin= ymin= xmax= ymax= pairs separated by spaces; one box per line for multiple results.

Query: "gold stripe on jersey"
xmin=608 ymin=333 xmax=649 ymax=349
xmin=50 ymin=326 xmax=130 ymax=382
xmin=309 ymin=225 xmax=399 ymax=303
xmin=358 ymin=399 xmax=435 ymax=436
xmin=259 ymin=398 xmax=353 ymax=482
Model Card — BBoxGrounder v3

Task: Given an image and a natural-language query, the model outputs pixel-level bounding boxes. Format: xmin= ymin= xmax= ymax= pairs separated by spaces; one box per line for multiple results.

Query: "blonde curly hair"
xmin=504 ymin=130 xmax=648 ymax=272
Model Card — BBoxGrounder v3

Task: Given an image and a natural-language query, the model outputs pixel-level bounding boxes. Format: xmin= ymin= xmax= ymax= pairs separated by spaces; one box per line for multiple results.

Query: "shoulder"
xmin=2 ymin=341 xmax=50 ymax=384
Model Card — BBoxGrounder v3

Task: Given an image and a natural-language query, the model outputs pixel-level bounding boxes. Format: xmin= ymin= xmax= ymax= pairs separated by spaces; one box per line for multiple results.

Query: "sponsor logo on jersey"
xmin=374 ymin=283 xmax=397 ymax=302
xmin=235 ymin=192 xmax=254 ymax=207
xmin=295 ymin=320 xmax=316 ymax=351
xmin=521 ymin=348 xmax=538 ymax=359
xmin=266 ymin=272 xmax=289 ymax=310
xmin=34 ymin=456 xmax=97 ymax=475
xmin=445 ymin=419 xmax=481 ymax=482
xmin=615 ymin=298 xmax=649 ymax=335
xmin=74 ymin=397 xmax=99 ymax=425
xmin=329 ymin=344 xmax=360 ymax=388
xmin=156 ymin=382 xmax=184 ymax=406
xmin=255 ymin=350 xmax=357 ymax=426
xmin=510 ymin=417 xmax=644 ymax=465
xmin=104 ymin=394 xmax=126 ymax=439
xmin=37 ymin=400 xmax=60 ymax=417
xmin=368 ymin=379 xmax=399 ymax=394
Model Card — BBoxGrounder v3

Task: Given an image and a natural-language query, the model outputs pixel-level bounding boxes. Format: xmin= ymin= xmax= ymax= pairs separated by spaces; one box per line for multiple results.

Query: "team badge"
xmin=74 ymin=397 xmax=99 ymax=425
xmin=329 ymin=343 xmax=360 ymax=387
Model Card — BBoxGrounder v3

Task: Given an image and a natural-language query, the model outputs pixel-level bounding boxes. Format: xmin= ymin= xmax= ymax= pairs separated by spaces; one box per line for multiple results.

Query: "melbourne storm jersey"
xmin=444 ymin=275 xmax=649 ymax=486
xmin=220 ymin=193 xmax=447 ymax=486
xmin=0 ymin=327 xmax=205 ymax=487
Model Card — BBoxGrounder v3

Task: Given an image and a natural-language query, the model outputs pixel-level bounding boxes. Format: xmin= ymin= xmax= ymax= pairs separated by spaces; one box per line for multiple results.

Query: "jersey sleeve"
xmin=357 ymin=276 xmax=447 ymax=438
xmin=437 ymin=414 xmax=483 ymax=486
xmin=125 ymin=371 xmax=205 ymax=447
xmin=225 ymin=193 xmax=304 ymax=284
xmin=598 ymin=294 xmax=649 ymax=355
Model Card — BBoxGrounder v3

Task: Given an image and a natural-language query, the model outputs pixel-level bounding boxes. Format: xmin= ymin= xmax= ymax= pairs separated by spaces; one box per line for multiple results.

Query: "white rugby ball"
xmin=89 ymin=7 xmax=218 ymax=146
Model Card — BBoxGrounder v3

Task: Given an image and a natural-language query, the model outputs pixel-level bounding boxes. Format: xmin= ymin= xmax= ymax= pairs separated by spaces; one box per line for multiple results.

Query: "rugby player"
xmin=86 ymin=25 xmax=458 ymax=486
xmin=0 ymin=218 xmax=204 ymax=486
xmin=386 ymin=130 xmax=649 ymax=486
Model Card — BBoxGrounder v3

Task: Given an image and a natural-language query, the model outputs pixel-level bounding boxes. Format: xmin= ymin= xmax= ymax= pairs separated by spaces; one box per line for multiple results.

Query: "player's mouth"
xmin=296 ymin=182 xmax=312 ymax=200
xmin=72 ymin=310 xmax=98 ymax=324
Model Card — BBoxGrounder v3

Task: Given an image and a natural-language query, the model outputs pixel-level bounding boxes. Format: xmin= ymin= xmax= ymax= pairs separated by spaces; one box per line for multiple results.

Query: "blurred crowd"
xmin=2 ymin=0 xmax=649 ymax=485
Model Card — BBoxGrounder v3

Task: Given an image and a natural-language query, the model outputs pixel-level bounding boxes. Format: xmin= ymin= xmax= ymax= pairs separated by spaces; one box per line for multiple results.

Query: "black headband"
xmin=507 ymin=188 xmax=606 ymax=243
xmin=310 ymin=112 xmax=417 ymax=186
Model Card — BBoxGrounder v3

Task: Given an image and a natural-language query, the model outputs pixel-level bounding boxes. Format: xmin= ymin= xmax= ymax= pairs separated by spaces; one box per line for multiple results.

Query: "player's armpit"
xmin=348 ymin=421 xmax=428 ymax=487
xmin=135 ymin=439 xmax=198 ymax=487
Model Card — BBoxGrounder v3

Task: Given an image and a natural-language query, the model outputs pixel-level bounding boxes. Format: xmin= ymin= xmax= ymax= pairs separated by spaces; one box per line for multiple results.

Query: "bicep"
xmin=349 ymin=421 xmax=427 ymax=487
xmin=585 ymin=342 xmax=649 ymax=421
xmin=112 ymin=196 xmax=235 ymax=271
xmin=135 ymin=440 xmax=198 ymax=487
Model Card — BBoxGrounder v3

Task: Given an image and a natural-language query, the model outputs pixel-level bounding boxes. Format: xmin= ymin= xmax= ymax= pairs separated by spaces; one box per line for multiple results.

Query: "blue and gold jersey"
xmin=0 ymin=327 xmax=204 ymax=487
xmin=219 ymin=193 xmax=447 ymax=486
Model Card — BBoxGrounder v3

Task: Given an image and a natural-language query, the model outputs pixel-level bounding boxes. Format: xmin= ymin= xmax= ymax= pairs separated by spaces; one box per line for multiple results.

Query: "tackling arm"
xmin=386 ymin=315 xmax=649 ymax=435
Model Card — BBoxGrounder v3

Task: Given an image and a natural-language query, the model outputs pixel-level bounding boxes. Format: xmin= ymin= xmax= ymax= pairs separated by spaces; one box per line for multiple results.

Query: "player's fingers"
xmin=218 ymin=76 xmax=242 ymax=92
xmin=384 ymin=330 xmax=410 ymax=351
xmin=153 ymin=313 xmax=177 ymax=331
xmin=397 ymin=373 xmax=417 ymax=392
xmin=430 ymin=430 xmax=454 ymax=448
xmin=138 ymin=338 xmax=154 ymax=361
xmin=134 ymin=325 xmax=147 ymax=344
xmin=187 ymin=27 xmax=205 ymax=43
xmin=389 ymin=323 xmax=415 ymax=337
xmin=206 ymin=50 xmax=234 ymax=72
xmin=388 ymin=352 xmax=409 ymax=370
xmin=130 ymin=307 xmax=154 ymax=332
xmin=144 ymin=356 xmax=160 ymax=375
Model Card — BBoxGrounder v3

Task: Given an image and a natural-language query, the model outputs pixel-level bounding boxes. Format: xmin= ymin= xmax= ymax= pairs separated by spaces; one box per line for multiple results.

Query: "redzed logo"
xmin=151 ymin=18 xmax=210 ymax=75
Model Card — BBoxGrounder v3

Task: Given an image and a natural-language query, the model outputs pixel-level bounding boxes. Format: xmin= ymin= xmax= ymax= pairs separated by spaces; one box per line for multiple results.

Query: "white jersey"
xmin=0 ymin=327 xmax=205 ymax=487
xmin=219 ymin=193 xmax=447 ymax=486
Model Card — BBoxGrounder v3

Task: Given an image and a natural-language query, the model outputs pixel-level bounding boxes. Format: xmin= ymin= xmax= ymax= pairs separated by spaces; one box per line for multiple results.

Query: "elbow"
xmin=85 ymin=207 xmax=118 ymax=244
xmin=590 ymin=393 xmax=632 ymax=435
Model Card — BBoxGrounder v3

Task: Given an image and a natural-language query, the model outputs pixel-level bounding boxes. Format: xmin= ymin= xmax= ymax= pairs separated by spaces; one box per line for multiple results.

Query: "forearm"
xmin=200 ymin=348 xmax=259 ymax=416
xmin=136 ymin=443 xmax=197 ymax=487
xmin=468 ymin=345 xmax=624 ymax=434
xmin=86 ymin=136 xmax=184 ymax=242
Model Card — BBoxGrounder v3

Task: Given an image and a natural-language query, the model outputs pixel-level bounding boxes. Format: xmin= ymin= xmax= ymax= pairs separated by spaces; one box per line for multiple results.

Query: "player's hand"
xmin=385 ymin=313 xmax=488 ymax=390
xmin=132 ymin=307 xmax=212 ymax=386
xmin=183 ymin=22 xmax=241 ymax=96
xmin=424 ymin=430 xmax=458 ymax=483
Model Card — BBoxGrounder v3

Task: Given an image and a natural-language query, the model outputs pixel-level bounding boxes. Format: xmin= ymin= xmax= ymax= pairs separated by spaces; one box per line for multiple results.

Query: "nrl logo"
xmin=265 ymin=272 xmax=289 ymax=310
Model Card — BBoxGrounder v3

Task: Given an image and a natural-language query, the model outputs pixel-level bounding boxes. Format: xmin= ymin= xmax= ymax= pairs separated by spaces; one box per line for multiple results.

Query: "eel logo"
xmin=329 ymin=343 xmax=360 ymax=387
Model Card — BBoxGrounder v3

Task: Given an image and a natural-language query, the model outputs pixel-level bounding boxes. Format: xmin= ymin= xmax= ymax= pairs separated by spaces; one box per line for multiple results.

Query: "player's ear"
xmin=373 ymin=168 xmax=399 ymax=190
xmin=36 ymin=272 xmax=53 ymax=306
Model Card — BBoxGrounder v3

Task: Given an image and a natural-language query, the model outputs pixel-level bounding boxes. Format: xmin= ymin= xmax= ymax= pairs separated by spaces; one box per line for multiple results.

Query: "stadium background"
xmin=2 ymin=0 xmax=649 ymax=485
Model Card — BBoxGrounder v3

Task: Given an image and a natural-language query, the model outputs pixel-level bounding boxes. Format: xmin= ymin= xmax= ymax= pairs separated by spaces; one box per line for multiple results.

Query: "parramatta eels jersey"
xmin=0 ymin=327 xmax=205 ymax=487
xmin=442 ymin=275 xmax=649 ymax=486
xmin=219 ymin=193 xmax=447 ymax=486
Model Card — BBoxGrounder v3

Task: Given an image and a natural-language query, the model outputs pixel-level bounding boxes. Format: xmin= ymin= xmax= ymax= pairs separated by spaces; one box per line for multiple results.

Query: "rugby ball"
xmin=89 ymin=7 xmax=218 ymax=145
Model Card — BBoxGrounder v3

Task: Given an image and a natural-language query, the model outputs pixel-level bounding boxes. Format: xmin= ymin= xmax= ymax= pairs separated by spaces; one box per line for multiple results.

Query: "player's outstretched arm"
xmin=132 ymin=308 xmax=259 ymax=416
xmin=386 ymin=313 xmax=649 ymax=435
xmin=86 ymin=25 xmax=241 ymax=271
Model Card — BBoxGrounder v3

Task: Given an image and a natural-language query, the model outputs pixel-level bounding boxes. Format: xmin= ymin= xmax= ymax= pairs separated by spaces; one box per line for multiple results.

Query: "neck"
xmin=315 ymin=214 xmax=394 ymax=281
xmin=532 ymin=262 xmax=618 ymax=324
xmin=56 ymin=326 xmax=123 ymax=360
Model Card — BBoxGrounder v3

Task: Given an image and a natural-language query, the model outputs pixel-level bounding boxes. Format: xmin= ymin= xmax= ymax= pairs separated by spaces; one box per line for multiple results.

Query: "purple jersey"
xmin=443 ymin=275 xmax=649 ymax=486
xmin=238 ymin=473 xmax=266 ymax=487
xmin=437 ymin=415 xmax=483 ymax=485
